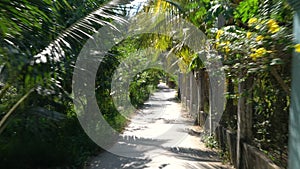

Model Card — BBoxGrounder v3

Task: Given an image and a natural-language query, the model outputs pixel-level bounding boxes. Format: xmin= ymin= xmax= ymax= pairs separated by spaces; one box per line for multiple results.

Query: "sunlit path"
xmin=0 ymin=0 xmax=294 ymax=167
xmin=86 ymin=83 xmax=232 ymax=169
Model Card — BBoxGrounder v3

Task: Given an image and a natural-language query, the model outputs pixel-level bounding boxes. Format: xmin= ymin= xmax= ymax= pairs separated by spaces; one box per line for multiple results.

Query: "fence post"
xmin=181 ymin=73 xmax=186 ymax=109
xmin=246 ymin=76 xmax=253 ymax=141
xmin=187 ymin=73 xmax=191 ymax=111
xmin=221 ymin=76 xmax=235 ymax=127
xmin=194 ymin=71 xmax=200 ymax=125
xmin=236 ymin=73 xmax=253 ymax=169
xmin=178 ymin=73 xmax=181 ymax=100
xmin=287 ymin=2 xmax=300 ymax=168
xmin=209 ymin=80 xmax=213 ymax=135
xmin=191 ymin=72 xmax=197 ymax=118
xmin=199 ymin=69 xmax=206 ymax=126
xmin=189 ymin=72 xmax=193 ymax=115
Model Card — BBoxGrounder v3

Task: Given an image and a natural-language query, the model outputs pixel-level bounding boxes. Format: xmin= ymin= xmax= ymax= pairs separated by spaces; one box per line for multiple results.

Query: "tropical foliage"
xmin=0 ymin=0 xmax=131 ymax=168
xmin=167 ymin=0 xmax=293 ymax=167
xmin=0 ymin=0 xmax=177 ymax=167
xmin=0 ymin=0 xmax=296 ymax=168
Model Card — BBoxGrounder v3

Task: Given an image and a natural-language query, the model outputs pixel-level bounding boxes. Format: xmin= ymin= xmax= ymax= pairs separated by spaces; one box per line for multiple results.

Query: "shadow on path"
xmin=86 ymin=83 xmax=232 ymax=169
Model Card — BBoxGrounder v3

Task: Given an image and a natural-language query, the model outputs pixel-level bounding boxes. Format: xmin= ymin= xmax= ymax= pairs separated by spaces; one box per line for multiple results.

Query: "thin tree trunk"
xmin=0 ymin=88 xmax=34 ymax=135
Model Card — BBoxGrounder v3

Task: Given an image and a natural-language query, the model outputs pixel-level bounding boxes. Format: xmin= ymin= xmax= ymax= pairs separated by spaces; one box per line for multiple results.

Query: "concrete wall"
xmin=242 ymin=143 xmax=282 ymax=169
xmin=214 ymin=126 xmax=283 ymax=169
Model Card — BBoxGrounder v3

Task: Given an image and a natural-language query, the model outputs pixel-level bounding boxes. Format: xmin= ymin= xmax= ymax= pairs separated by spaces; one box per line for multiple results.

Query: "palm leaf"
xmin=33 ymin=0 xmax=128 ymax=63
xmin=0 ymin=0 xmax=131 ymax=135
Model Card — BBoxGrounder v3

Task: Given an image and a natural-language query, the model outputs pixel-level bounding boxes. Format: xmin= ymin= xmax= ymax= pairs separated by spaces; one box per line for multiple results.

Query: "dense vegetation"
xmin=0 ymin=0 xmax=296 ymax=168
xmin=0 ymin=0 xmax=168 ymax=168
xmin=165 ymin=0 xmax=294 ymax=167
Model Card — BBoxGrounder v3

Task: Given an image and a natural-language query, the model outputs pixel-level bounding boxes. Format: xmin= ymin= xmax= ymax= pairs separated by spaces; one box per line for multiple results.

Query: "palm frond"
xmin=33 ymin=0 xmax=128 ymax=64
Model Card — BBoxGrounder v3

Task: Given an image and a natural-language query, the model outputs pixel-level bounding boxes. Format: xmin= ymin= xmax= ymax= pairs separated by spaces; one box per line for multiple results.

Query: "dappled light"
xmin=0 ymin=0 xmax=297 ymax=168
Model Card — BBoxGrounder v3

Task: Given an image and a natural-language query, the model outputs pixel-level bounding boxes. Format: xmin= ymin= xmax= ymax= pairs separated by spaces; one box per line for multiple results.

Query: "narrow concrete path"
xmin=86 ymin=83 xmax=232 ymax=169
